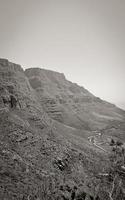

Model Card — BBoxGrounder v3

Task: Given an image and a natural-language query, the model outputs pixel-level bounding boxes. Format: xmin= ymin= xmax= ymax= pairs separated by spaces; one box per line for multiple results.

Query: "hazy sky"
xmin=0 ymin=0 xmax=125 ymax=109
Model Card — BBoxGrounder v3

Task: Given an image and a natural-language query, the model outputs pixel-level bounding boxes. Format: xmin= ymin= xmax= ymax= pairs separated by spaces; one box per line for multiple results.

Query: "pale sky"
xmin=0 ymin=0 xmax=125 ymax=109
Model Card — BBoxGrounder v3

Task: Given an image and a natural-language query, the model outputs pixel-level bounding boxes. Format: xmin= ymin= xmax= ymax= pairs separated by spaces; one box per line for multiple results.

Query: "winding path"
xmin=88 ymin=133 xmax=108 ymax=152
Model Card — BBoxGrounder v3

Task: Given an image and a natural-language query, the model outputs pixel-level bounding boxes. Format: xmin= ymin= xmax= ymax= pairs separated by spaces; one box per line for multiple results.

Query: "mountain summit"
xmin=0 ymin=59 xmax=125 ymax=199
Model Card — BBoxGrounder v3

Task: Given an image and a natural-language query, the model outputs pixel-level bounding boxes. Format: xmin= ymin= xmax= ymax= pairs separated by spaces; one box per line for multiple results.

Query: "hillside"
xmin=0 ymin=58 xmax=125 ymax=200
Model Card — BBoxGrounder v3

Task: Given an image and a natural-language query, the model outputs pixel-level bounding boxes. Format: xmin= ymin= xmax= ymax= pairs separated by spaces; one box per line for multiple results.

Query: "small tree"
xmin=95 ymin=143 xmax=125 ymax=200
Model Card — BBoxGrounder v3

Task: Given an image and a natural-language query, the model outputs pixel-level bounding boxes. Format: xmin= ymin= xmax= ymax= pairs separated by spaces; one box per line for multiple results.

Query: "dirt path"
xmin=88 ymin=133 xmax=108 ymax=152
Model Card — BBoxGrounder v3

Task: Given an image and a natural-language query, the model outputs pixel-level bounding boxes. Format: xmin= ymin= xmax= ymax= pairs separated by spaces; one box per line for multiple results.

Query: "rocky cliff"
xmin=25 ymin=67 xmax=125 ymax=131
xmin=0 ymin=59 xmax=125 ymax=200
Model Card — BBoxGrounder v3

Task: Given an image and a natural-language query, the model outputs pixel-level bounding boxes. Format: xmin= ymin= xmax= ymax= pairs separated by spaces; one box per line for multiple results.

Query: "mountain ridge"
xmin=0 ymin=57 xmax=123 ymax=109
xmin=0 ymin=58 xmax=125 ymax=199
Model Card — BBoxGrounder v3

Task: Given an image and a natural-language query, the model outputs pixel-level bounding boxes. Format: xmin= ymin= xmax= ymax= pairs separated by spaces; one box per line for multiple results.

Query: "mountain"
xmin=25 ymin=67 xmax=125 ymax=130
xmin=0 ymin=58 xmax=125 ymax=200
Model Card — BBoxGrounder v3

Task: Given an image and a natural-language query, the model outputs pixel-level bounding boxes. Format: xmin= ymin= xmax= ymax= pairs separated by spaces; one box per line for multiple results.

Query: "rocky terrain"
xmin=0 ymin=58 xmax=125 ymax=200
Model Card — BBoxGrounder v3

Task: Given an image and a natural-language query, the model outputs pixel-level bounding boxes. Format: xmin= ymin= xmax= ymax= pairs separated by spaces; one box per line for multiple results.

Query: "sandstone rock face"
xmin=0 ymin=58 xmax=32 ymax=109
xmin=0 ymin=59 xmax=125 ymax=200
xmin=25 ymin=67 xmax=125 ymax=130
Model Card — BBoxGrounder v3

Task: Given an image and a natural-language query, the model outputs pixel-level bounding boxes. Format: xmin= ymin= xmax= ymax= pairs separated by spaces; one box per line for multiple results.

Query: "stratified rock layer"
xmin=0 ymin=59 xmax=125 ymax=200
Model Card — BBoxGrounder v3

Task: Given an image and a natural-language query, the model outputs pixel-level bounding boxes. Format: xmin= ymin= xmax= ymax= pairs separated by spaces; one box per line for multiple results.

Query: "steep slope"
xmin=0 ymin=59 xmax=125 ymax=200
xmin=25 ymin=67 xmax=125 ymax=131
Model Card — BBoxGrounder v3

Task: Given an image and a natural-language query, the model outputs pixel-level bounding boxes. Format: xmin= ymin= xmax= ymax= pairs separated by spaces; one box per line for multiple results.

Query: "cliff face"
xmin=25 ymin=67 xmax=125 ymax=130
xmin=0 ymin=59 xmax=125 ymax=200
